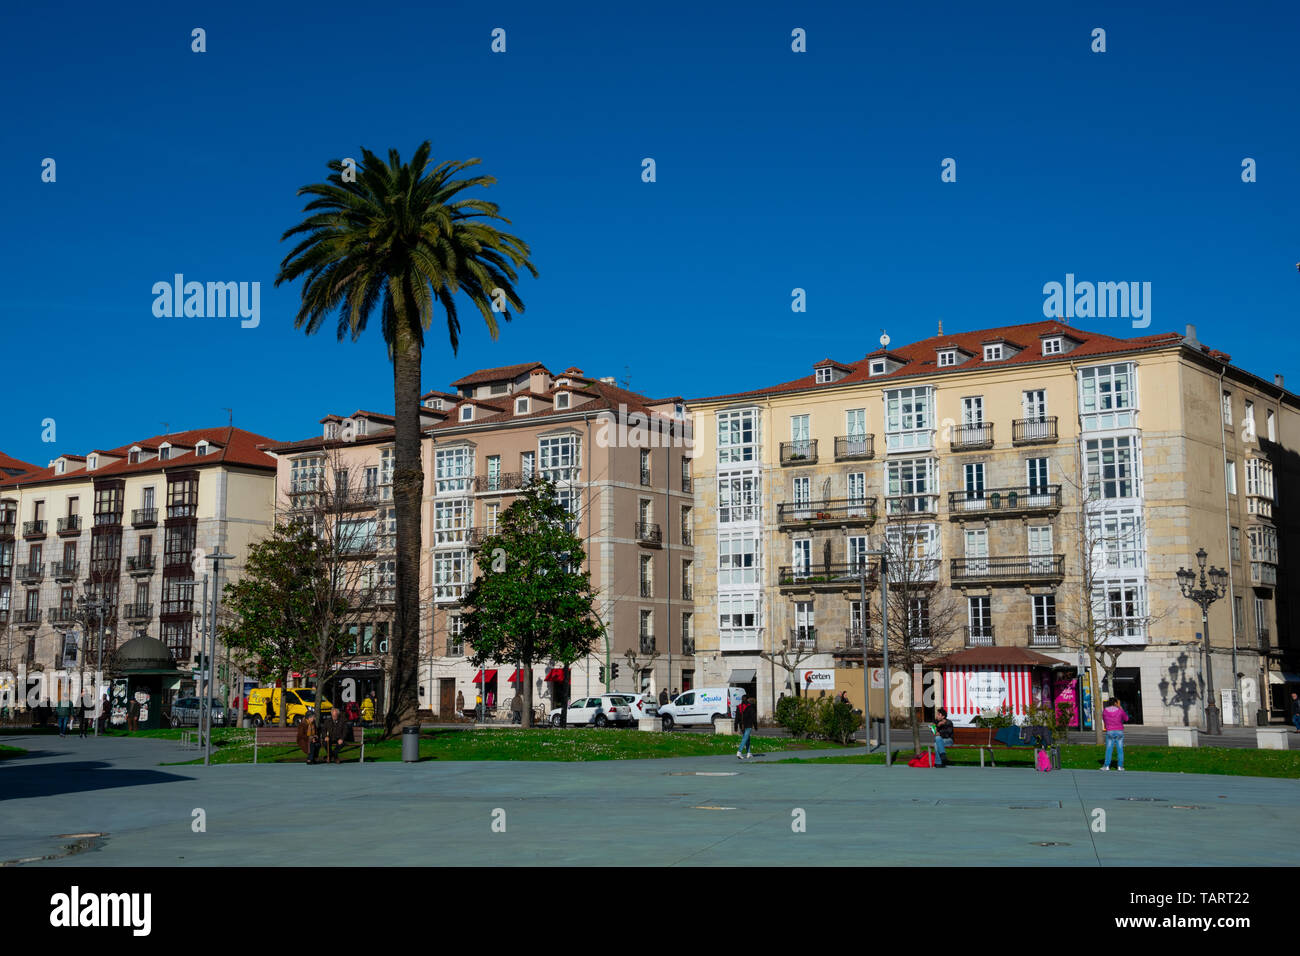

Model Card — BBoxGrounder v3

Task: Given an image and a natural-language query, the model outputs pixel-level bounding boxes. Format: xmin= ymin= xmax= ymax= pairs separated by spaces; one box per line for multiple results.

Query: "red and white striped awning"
xmin=942 ymin=665 xmax=1033 ymax=722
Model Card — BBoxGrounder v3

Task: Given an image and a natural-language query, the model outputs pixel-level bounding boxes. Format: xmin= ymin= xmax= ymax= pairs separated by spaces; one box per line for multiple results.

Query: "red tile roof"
xmin=0 ymin=451 xmax=40 ymax=479
xmin=449 ymin=361 xmax=549 ymax=388
xmin=688 ymin=321 xmax=1186 ymax=404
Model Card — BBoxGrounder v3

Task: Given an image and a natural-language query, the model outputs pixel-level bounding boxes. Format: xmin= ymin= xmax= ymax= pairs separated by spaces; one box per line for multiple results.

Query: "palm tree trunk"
xmin=386 ymin=318 xmax=424 ymax=736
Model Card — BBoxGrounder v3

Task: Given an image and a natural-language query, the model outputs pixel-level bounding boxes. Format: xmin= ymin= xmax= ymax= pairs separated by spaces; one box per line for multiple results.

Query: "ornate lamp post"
xmin=1176 ymin=548 xmax=1228 ymax=735
xmin=77 ymin=593 xmax=114 ymax=737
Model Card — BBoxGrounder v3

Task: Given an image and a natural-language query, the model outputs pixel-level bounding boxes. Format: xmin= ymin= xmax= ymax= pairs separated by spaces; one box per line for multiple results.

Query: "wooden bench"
xmin=253 ymin=723 xmax=366 ymax=763
xmin=927 ymin=726 xmax=1045 ymax=767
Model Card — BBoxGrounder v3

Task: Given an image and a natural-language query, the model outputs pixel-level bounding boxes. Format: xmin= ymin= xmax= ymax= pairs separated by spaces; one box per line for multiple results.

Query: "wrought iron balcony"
xmin=834 ymin=435 xmax=875 ymax=461
xmin=789 ymin=627 xmax=817 ymax=651
xmin=947 ymin=485 xmax=1062 ymax=518
xmin=333 ymin=487 xmax=380 ymax=510
xmin=950 ymin=423 xmax=993 ymax=451
xmin=780 ymin=440 xmax=818 ymax=466
xmin=640 ymin=580 xmax=653 ymax=599
xmin=681 ymin=637 xmax=696 ymax=656
xmin=843 ymin=626 xmax=867 ymax=649
xmin=126 ymin=554 xmax=156 ymax=574
xmin=950 ymin=554 xmax=1064 ymax=585
xmin=122 ymin=603 xmax=153 ymax=621
xmin=1012 ymin=416 xmax=1058 ymax=445
xmin=15 ymin=607 xmax=42 ymax=625
xmin=682 ymin=580 xmax=693 ymax=600
xmin=777 ymin=497 xmax=878 ymax=530
xmin=465 ymin=527 xmax=487 ymax=549
xmin=16 ymin=562 xmax=44 ymax=583
xmin=635 ymin=522 xmax=662 ymax=547
xmin=778 ymin=561 xmax=876 ymax=590
xmin=964 ymin=625 xmax=996 ymax=647
xmin=1028 ymin=625 xmax=1060 ymax=648
xmin=57 ymin=515 xmax=82 ymax=535
xmin=160 ymin=597 xmax=193 ymax=616
xmin=48 ymin=607 xmax=79 ymax=626
xmin=50 ymin=560 xmax=79 ymax=582
xmin=640 ymin=465 xmax=651 ymax=486
xmin=22 ymin=520 xmax=46 ymax=538
xmin=163 ymin=551 xmax=191 ymax=569
xmin=681 ymin=526 xmax=693 ymax=546
xmin=131 ymin=508 xmax=158 ymax=527
xmin=474 ymin=472 xmax=523 ymax=493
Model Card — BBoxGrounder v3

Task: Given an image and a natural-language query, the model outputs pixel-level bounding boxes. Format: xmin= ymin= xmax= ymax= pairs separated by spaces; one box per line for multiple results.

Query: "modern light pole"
xmin=203 ymin=552 xmax=235 ymax=765
xmin=77 ymin=593 xmax=113 ymax=737
xmin=854 ymin=545 xmax=890 ymax=763
xmin=1176 ymin=547 xmax=1228 ymax=735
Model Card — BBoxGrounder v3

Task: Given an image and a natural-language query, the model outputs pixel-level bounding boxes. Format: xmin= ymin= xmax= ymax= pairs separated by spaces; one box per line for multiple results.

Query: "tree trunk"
xmin=386 ymin=315 xmax=424 ymax=738
xmin=1089 ymin=644 xmax=1103 ymax=746
xmin=278 ymin=669 xmax=288 ymax=727
xmin=523 ymin=662 xmax=533 ymax=728
xmin=909 ymin=659 xmax=921 ymax=754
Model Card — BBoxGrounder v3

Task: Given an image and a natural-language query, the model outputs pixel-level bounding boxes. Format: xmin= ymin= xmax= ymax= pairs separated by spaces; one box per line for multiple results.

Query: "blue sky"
xmin=2 ymin=0 xmax=1297 ymax=463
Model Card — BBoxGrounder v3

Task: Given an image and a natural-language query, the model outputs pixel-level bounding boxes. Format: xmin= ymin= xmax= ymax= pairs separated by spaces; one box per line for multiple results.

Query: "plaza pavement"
xmin=1 ymin=733 xmax=1297 ymax=866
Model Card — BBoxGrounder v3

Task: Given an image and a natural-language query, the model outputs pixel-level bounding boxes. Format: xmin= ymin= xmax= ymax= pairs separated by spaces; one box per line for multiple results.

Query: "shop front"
xmin=931 ymin=646 xmax=1069 ymax=727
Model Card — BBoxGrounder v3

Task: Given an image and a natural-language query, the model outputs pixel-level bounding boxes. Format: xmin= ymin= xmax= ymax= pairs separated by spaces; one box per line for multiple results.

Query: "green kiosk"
xmin=112 ymin=635 xmax=180 ymax=731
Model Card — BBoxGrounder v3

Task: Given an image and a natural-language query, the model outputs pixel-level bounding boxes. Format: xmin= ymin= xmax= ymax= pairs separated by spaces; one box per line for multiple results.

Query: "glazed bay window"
xmin=1087 ymin=508 xmax=1144 ymax=570
xmin=380 ymin=448 xmax=394 ymax=500
xmin=717 ymin=408 xmax=760 ymax=465
xmin=886 ymin=457 xmax=937 ymax=514
xmin=718 ymin=594 xmax=760 ymax=651
xmin=540 ymin=434 xmax=581 ymax=483
xmin=1078 ymin=362 xmax=1137 ymax=431
xmin=377 ymin=507 xmax=396 ymax=551
xmin=884 ymin=386 xmax=934 ymax=452
xmin=291 ymin=456 xmax=324 ymax=494
xmin=434 ymin=498 xmax=470 ymax=545
xmin=1248 ymin=526 xmax=1278 ymax=564
xmin=433 ymin=551 xmax=468 ymax=601
xmin=435 ymin=447 xmax=474 ymax=495
xmin=1245 ymin=458 xmax=1274 ymax=502
xmin=717 ymin=473 xmax=760 ymax=523
xmin=1092 ymin=579 xmax=1147 ymax=644
xmin=885 ymin=523 xmax=939 ymax=581
xmin=1084 ymin=436 xmax=1139 ymax=499
xmin=718 ymin=531 xmax=760 ymax=586
xmin=447 ymin=615 xmax=464 ymax=656
xmin=337 ymin=516 xmax=377 ymax=554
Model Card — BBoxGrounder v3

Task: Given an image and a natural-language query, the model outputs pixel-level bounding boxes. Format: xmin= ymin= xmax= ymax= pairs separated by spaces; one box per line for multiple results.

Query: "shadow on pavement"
xmin=0 ymin=760 xmax=193 ymax=801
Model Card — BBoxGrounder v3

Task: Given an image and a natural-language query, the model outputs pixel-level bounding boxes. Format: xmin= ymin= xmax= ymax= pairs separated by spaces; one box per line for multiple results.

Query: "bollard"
xmin=402 ymin=725 xmax=420 ymax=762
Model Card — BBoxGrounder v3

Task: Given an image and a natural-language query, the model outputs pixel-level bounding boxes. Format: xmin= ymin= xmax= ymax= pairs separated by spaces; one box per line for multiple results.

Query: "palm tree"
xmin=276 ymin=143 xmax=537 ymax=736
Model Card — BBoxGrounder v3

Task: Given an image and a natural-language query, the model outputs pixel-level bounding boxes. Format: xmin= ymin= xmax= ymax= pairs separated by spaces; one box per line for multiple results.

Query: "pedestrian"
xmin=932 ymin=708 xmax=955 ymax=767
xmin=55 ymin=697 xmax=71 ymax=736
xmin=1100 ymin=698 xmax=1129 ymax=771
xmin=455 ymin=689 xmax=464 ymax=716
xmin=299 ymin=711 xmax=320 ymax=764
xmin=127 ymin=696 xmax=140 ymax=733
xmin=658 ymin=687 xmax=669 ymax=706
xmin=837 ymin=690 xmax=850 ymax=706
xmin=1288 ymin=692 xmax=1300 ymax=733
xmin=736 ymin=695 xmax=758 ymax=760
xmin=360 ymin=694 xmax=376 ymax=725
xmin=671 ymin=688 xmax=679 ymax=698
xmin=325 ymin=706 xmax=350 ymax=763
xmin=345 ymin=699 xmax=359 ymax=724
xmin=98 ymin=694 xmax=109 ymax=734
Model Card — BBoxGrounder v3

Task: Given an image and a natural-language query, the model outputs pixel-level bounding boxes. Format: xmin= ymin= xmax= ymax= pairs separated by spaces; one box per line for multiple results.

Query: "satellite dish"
xmin=879 ymin=330 xmax=890 ymax=348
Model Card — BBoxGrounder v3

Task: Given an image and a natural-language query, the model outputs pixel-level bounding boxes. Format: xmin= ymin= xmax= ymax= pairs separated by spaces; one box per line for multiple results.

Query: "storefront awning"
xmin=507 ymin=669 xmax=525 ymax=684
xmin=544 ymin=668 xmax=566 ymax=682
xmin=729 ymin=669 xmax=757 ymax=684
xmin=1270 ymin=670 xmax=1300 ymax=684
xmin=472 ymin=669 xmax=498 ymax=684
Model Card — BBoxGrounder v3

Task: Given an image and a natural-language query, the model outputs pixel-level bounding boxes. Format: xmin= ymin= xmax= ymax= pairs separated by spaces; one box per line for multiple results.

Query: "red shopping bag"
xmin=908 ymin=751 xmax=935 ymax=768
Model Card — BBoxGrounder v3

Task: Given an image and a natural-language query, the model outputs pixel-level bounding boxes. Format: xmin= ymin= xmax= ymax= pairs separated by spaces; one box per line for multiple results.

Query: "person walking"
xmin=55 ymin=697 xmax=71 ymax=737
xmin=360 ymin=693 xmax=376 ymax=725
xmin=736 ymin=695 xmax=758 ymax=760
xmin=1100 ymin=698 xmax=1129 ymax=771
xmin=511 ymin=693 xmax=523 ymax=725
xmin=932 ymin=708 xmax=955 ymax=767
xmin=455 ymin=689 xmax=464 ymax=717
xmin=658 ymin=687 xmax=669 ymax=707
xmin=127 ymin=696 xmax=140 ymax=733
xmin=98 ymin=694 xmax=110 ymax=734
xmin=1288 ymin=692 xmax=1300 ymax=733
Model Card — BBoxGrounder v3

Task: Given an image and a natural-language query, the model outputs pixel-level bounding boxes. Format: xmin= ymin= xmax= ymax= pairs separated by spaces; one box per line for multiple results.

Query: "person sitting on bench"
xmin=933 ymin=708 xmax=955 ymax=767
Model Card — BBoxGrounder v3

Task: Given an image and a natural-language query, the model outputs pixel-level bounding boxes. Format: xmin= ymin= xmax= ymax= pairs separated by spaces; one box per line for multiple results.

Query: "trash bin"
xmin=402 ymin=725 xmax=420 ymax=762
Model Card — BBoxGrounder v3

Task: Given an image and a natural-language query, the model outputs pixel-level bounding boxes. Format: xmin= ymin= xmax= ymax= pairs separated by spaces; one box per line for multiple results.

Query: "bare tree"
xmin=759 ymin=639 xmax=819 ymax=700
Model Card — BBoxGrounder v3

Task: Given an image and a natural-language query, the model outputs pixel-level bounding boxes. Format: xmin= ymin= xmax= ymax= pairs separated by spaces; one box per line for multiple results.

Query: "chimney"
xmin=599 ymin=376 xmax=616 ymax=385
xmin=1184 ymin=323 xmax=1198 ymax=344
xmin=937 ymin=318 xmax=943 ymax=336
xmin=1275 ymin=374 xmax=1285 ymax=388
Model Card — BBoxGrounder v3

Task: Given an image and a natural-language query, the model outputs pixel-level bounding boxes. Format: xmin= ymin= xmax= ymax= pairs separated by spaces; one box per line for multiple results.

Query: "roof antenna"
xmin=879 ymin=330 xmax=890 ymax=349
xmin=224 ymin=408 xmax=233 ymax=428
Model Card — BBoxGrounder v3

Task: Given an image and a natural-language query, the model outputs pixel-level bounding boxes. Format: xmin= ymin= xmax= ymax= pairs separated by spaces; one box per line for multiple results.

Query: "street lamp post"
xmin=1176 ymin=547 xmax=1228 ymax=736
xmin=203 ymin=552 xmax=235 ymax=766
xmin=854 ymin=546 xmax=890 ymax=762
xmin=77 ymin=593 xmax=113 ymax=737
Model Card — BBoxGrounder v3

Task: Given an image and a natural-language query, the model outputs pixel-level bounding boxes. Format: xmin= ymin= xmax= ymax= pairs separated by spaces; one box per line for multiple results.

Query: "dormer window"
xmin=515 ymin=397 xmax=530 ymax=415
xmin=55 ymin=459 xmax=66 ymax=475
xmin=938 ymin=351 xmax=958 ymax=367
xmin=869 ymin=360 xmax=887 ymax=376
xmin=1042 ymin=337 xmax=1063 ymax=356
xmin=556 ymin=378 xmax=570 ymax=388
xmin=129 ymin=446 xmax=142 ymax=464
xmin=196 ymin=441 xmax=210 ymax=456
xmin=159 ymin=444 xmax=171 ymax=461
xmin=815 ymin=367 xmax=833 ymax=383
xmin=325 ymin=422 xmax=338 ymax=439
xmin=983 ymin=344 xmax=1004 ymax=362
xmin=425 ymin=398 xmax=443 ymax=410
xmin=87 ymin=455 xmax=97 ymax=470
xmin=355 ymin=418 xmax=368 ymax=436
xmin=460 ymin=406 xmax=474 ymax=422
xmin=674 ymin=403 xmax=685 ymax=420
xmin=554 ymin=392 xmax=571 ymax=410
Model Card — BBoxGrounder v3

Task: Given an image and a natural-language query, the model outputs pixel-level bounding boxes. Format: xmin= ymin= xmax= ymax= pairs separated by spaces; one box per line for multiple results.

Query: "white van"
xmin=658 ymin=687 xmax=745 ymax=730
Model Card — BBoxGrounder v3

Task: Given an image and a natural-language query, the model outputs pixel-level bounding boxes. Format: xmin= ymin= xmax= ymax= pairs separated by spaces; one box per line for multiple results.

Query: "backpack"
xmin=908 ymin=751 xmax=935 ymax=768
xmin=1035 ymin=749 xmax=1052 ymax=773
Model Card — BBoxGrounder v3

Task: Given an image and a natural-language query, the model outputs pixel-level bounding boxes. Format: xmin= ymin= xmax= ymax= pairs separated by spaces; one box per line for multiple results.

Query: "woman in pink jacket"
xmin=1100 ymin=698 xmax=1129 ymax=771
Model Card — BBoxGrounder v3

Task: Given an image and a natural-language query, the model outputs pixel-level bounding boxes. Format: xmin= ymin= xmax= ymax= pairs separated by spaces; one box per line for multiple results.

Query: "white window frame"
xmin=961 ymin=396 xmax=984 ymax=426
xmin=1078 ymin=362 xmax=1137 ymax=431
xmin=1023 ymin=389 xmax=1048 ymax=421
xmin=515 ymin=397 xmax=530 ymax=415
xmin=718 ymin=594 xmax=760 ymax=651
xmin=983 ymin=344 xmax=1003 ymax=361
xmin=554 ymin=392 xmax=571 ymax=410
xmin=460 ymin=406 xmax=473 ymax=422
xmin=718 ymin=531 xmax=761 ymax=586
xmin=1087 ymin=507 xmax=1144 ymax=572
xmin=1084 ymin=435 xmax=1140 ymax=500
xmin=539 ymin=434 xmax=581 ymax=483
xmin=717 ymin=408 xmax=760 ymax=466
xmin=886 ymin=457 xmax=937 ymax=514
xmin=1222 ymin=392 xmax=1232 ymax=426
xmin=1042 ymin=338 xmax=1063 ymax=355
xmin=815 ymin=367 xmax=833 ymax=383
xmin=717 ymin=473 xmax=761 ymax=524
xmin=937 ymin=350 xmax=957 ymax=367
xmin=1226 ymin=459 xmax=1237 ymax=495
xmin=869 ymin=360 xmax=887 ymax=376
xmin=435 ymin=446 xmax=474 ymax=496
xmin=883 ymin=386 xmax=934 ymax=452
xmin=1092 ymin=578 xmax=1148 ymax=645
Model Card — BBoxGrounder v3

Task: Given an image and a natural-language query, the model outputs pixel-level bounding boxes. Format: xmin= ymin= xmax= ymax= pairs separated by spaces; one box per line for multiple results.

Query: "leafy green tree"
xmin=276 ymin=143 xmax=538 ymax=736
xmin=460 ymin=479 xmax=602 ymax=727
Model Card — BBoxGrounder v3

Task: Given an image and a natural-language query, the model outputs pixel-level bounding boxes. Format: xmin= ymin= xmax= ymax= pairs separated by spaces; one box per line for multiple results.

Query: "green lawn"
xmin=773 ymin=744 xmax=1300 ymax=778
xmin=0 ymin=743 xmax=28 ymax=760
xmin=163 ymin=727 xmax=843 ymax=765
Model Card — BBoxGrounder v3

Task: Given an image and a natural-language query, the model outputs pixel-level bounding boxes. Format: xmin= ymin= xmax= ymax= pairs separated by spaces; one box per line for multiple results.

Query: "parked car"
xmin=657 ymin=687 xmax=745 ymax=730
xmin=611 ymin=693 xmax=659 ymax=726
xmin=168 ymin=697 xmax=228 ymax=728
xmin=246 ymin=687 xmax=332 ymax=726
xmin=548 ymin=695 xmax=632 ymax=728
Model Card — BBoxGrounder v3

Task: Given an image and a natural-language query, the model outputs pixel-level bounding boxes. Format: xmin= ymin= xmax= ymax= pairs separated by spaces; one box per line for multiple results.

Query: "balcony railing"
xmin=950 ymin=423 xmax=993 ymax=450
xmin=22 ymin=520 xmax=46 ymax=538
xmin=947 ymin=485 xmax=1062 ymax=517
xmin=777 ymin=497 xmax=878 ymax=529
xmin=1012 ymin=416 xmax=1059 ymax=445
xmin=635 ymin=522 xmax=662 ymax=546
xmin=681 ymin=527 xmax=693 ymax=546
xmin=1028 ymin=625 xmax=1060 ymax=648
xmin=843 ymin=627 xmax=866 ymax=649
xmin=950 ymin=554 xmax=1064 ymax=584
xmin=122 ymin=603 xmax=153 ymax=621
xmin=126 ymin=554 xmax=156 ymax=573
xmin=50 ymin=561 xmax=79 ymax=581
xmin=639 ymin=636 xmax=656 ymax=654
xmin=163 ymin=551 xmax=191 ymax=569
xmin=16 ymin=563 xmax=44 ymax=583
xmin=964 ymin=625 xmax=996 ymax=647
xmin=16 ymin=607 xmax=42 ymax=625
xmin=131 ymin=508 xmax=158 ymax=527
xmin=778 ymin=561 xmax=876 ymax=589
xmin=789 ymin=627 xmax=817 ymax=651
xmin=57 ymin=515 xmax=82 ymax=535
xmin=779 ymin=440 xmax=818 ymax=466
xmin=474 ymin=473 xmax=524 ymax=493
xmin=94 ymin=511 xmax=124 ymax=527
xmin=160 ymin=598 xmax=193 ymax=616
xmin=48 ymin=607 xmax=79 ymax=626
xmin=885 ymin=495 xmax=939 ymax=517
xmin=681 ymin=637 xmax=696 ymax=656
xmin=465 ymin=527 xmax=487 ymax=549
xmin=1251 ymin=562 xmax=1278 ymax=588
xmin=834 ymin=435 xmax=875 ymax=461
xmin=339 ymin=538 xmax=379 ymax=558
xmin=640 ymin=580 xmax=653 ymax=599
xmin=682 ymin=580 xmax=693 ymax=600
xmin=640 ymin=466 xmax=651 ymax=486
xmin=333 ymin=487 xmax=381 ymax=510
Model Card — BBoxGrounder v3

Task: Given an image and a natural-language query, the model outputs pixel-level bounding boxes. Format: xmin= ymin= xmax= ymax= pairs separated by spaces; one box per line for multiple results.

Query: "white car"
xmin=657 ymin=687 xmax=745 ymax=730
xmin=548 ymin=695 xmax=632 ymax=728
xmin=611 ymin=693 xmax=659 ymax=726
